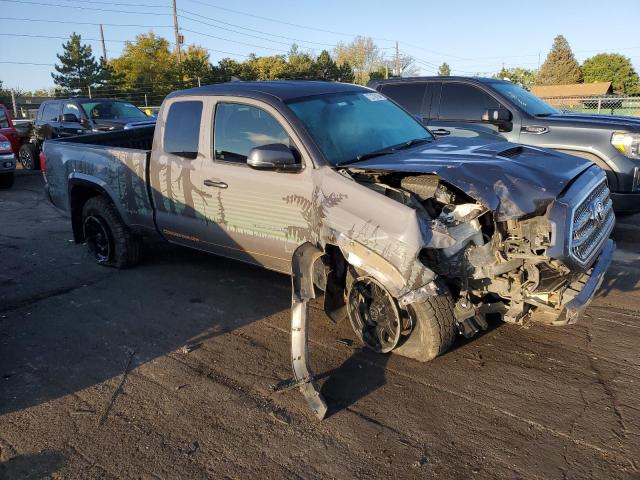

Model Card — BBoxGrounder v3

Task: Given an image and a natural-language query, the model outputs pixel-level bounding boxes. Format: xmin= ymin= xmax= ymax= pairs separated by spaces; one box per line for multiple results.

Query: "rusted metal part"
xmin=290 ymin=242 xmax=328 ymax=420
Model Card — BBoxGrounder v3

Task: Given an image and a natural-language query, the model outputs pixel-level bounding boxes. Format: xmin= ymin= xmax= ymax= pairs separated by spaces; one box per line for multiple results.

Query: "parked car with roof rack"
xmin=18 ymin=98 xmax=155 ymax=170
xmin=369 ymin=76 xmax=640 ymax=214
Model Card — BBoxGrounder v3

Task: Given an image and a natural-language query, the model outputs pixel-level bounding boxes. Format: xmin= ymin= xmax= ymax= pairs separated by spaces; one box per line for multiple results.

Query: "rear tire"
xmin=0 ymin=172 xmax=14 ymax=189
xmin=82 ymin=196 xmax=141 ymax=268
xmin=393 ymin=294 xmax=458 ymax=362
xmin=18 ymin=143 xmax=40 ymax=170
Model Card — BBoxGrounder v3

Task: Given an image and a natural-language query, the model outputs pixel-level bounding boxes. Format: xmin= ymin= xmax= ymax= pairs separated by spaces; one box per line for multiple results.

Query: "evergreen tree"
xmin=51 ymin=33 xmax=105 ymax=95
xmin=438 ymin=62 xmax=451 ymax=76
xmin=582 ymin=53 xmax=640 ymax=94
xmin=313 ymin=50 xmax=340 ymax=80
xmin=536 ymin=35 xmax=583 ymax=85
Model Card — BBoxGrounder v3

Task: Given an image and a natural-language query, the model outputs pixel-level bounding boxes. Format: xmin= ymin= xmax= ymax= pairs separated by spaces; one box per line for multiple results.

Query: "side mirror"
xmin=482 ymin=107 xmax=511 ymax=125
xmin=247 ymin=144 xmax=301 ymax=172
xmin=62 ymin=113 xmax=80 ymax=123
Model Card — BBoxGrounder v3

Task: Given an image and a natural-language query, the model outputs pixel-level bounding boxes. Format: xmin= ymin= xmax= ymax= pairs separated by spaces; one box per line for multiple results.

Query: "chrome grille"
xmin=570 ymin=179 xmax=614 ymax=264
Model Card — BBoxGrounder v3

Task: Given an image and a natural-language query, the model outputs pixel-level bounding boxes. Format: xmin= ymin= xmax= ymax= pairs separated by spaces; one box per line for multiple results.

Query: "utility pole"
xmin=172 ymin=0 xmax=182 ymax=63
xmin=395 ymin=41 xmax=400 ymax=78
xmin=10 ymin=89 xmax=17 ymax=118
xmin=99 ymin=24 xmax=108 ymax=63
xmin=385 ymin=62 xmax=388 ymax=79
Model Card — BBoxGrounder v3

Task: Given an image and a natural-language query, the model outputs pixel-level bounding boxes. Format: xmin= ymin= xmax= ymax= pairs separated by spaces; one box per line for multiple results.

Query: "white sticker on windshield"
xmin=363 ymin=92 xmax=386 ymax=102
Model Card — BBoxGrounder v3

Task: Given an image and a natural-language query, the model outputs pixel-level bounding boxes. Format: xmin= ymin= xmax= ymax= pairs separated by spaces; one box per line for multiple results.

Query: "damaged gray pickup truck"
xmin=43 ymin=81 xmax=615 ymax=419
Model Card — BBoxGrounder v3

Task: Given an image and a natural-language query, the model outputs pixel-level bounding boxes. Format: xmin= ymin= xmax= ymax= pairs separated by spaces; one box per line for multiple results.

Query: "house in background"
xmin=531 ymin=82 xmax=613 ymax=111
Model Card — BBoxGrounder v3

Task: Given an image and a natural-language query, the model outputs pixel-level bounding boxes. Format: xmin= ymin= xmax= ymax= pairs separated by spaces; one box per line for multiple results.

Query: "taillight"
xmin=40 ymin=151 xmax=47 ymax=181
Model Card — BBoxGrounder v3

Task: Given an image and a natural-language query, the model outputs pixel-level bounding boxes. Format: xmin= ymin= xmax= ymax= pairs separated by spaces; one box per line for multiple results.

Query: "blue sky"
xmin=2 ymin=0 xmax=640 ymax=91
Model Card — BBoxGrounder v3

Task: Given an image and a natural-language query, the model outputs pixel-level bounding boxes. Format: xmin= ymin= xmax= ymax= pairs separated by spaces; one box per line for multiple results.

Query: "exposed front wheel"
xmin=0 ymin=172 xmax=14 ymax=189
xmin=82 ymin=196 xmax=141 ymax=268
xmin=18 ymin=144 xmax=40 ymax=170
xmin=347 ymin=274 xmax=457 ymax=362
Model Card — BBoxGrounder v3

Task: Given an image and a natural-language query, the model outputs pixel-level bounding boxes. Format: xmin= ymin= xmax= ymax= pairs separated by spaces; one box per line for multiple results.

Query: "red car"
xmin=0 ymin=103 xmax=20 ymax=154
xmin=0 ymin=132 xmax=16 ymax=188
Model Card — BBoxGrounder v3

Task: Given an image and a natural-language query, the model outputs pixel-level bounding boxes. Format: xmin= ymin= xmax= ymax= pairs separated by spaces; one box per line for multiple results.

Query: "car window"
xmin=163 ymin=100 xmax=203 ymax=158
xmin=0 ymin=108 xmax=9 ymax=129
xmin=80 ymin=101 xmax=148 ymax=120
xmin=63 ymin=103 xmax=81 ymax=121
xmin=42 ymin=103 xmax=60 ymax=122
xmin=213 ymin=103 xmax=290 ymax=163
xmin=380 ymin=83 xmax=427 ymax=115
xmin=439 ymin=83 xmax=501 ymax=121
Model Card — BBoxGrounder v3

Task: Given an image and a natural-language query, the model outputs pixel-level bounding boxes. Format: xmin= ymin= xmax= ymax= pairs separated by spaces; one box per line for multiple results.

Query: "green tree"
xmin=536 ymin=35 xmax=582 ymax=85
xmin=438 ymin=62 xmax=451 ymax=76
xmin=182 ymin=45 xmax=211 ymax=86
xmin=582 ymin=53 xmax=640 ymax=94
xmin=110 ymin=32 xmax=179 ymax=103
xmin=210 ymin=58 xmax=253 ymax=82
xmin=335 ymin=36 xmax=382 ymax=85
xmin=285 ymin=45 xmax=315 ymax=79
xmin=313 ymin=50 xmax=340 ymax=80
xmin=494 ymin=67 xmax=537 ymax=89
xmin=51 ymin=33 xmax=106 ymax=95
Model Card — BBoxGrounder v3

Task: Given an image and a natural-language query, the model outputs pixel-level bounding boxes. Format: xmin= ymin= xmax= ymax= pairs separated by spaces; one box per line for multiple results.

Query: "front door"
xmin=151 ymin=96 xmax=312 ymax=273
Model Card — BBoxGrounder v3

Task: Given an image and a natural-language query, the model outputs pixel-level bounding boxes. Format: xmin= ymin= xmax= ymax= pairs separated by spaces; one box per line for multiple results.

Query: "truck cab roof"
xmin=169 ymin=80 xmax=368 ymax=102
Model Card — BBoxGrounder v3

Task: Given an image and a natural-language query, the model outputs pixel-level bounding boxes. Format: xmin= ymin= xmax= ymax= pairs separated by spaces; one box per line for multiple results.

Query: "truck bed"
xmin=52 ymin=125 xmax=155 ymax=150
xmin=44 ymin=126 xmax=156 ymax=234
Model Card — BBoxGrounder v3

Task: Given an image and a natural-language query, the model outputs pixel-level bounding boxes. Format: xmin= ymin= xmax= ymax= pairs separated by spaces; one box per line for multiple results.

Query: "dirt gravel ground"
xmin=1 ymin=171 xmax=639 ymax=480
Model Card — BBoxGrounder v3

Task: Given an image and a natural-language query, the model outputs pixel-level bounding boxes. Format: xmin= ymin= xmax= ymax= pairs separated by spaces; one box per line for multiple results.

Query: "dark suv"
xmin=19 ymin=98 xmax=155 ymax=170
xmin=369 ymin=77 xmax=640 ymax=214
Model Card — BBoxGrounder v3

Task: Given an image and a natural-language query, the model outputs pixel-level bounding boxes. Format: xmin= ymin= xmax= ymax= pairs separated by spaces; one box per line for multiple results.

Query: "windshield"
xmin=287 ymin=91 xmax=433 ymax=166
xmin=79 ymin=101 xmax=148 ymax=120
xmin=490 ymin=82 xmax=560 ymax=116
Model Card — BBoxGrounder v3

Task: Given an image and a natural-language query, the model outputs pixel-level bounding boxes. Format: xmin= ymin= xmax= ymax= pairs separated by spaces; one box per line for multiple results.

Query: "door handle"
xmin=431 ymin=128 xmax=451 ymax=136
xmin=204 ymin=179 xmax=228 ymax=189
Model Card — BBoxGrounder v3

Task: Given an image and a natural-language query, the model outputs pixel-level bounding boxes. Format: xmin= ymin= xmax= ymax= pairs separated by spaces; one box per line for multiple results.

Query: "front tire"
xmin=82 ymin=196 xmax=141 ymax=268
xmin=0 ymin=172 xmax=14 ymax=189
xmin=393 ymin=295 xmax=458 ymax=362
xmin=18 ymin=143 xmax=40 ymax=170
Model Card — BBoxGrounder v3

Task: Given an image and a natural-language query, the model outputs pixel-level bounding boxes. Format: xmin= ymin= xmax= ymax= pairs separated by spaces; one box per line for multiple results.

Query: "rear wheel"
xmin=0 ymin=172 xmax=14 ymax=189
xmin=18 ymin=144 xmax=40 ymax=170
xmin=82 ymin=196 xmax=141 ymax=268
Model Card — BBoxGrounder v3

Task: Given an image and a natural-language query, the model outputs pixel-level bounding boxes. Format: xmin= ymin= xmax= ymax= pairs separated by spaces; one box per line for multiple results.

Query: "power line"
xmin=0 ymin=16 xmax=173 ymax=27
xmin=181 ymin=27 xmax=289 ymax=54
xmin=178 ymin=8 xmax=336 ymax=48
xmin=0 ymin=0 xmax=170 ymax=15
xmin=180 ymin=0 xmax=395 ymax=43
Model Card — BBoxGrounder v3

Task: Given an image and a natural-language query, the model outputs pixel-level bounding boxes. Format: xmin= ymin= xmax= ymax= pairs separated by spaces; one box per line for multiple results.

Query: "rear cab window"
xmin=213 ymin=102 xmax=290 ymax=164
xmin=438 ymin=83 xmax=501 ymax=121
xmin=163 ymin=100 xmax=203 ymax=159
xmin=41 ymin=102 xmax=61 ymax=122
xmin=379 ymin=82 xmax=432 ymax=117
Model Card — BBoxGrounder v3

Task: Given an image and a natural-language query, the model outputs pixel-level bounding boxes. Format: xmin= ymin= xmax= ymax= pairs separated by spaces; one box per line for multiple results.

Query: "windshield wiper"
xmin=337 ymin=148 xmax=396 ymax=166
xmin=337 ymin=138 xmax=432 ymax=167
xmin=394 ymin=137 xmax=432 ymax=150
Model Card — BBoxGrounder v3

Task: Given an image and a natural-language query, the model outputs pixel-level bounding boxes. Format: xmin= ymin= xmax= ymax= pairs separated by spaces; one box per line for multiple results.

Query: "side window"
xmin=0 ymin=108 xmax=9 ymax=129
xmin=42 ymin=103 xmax=60 ymax=122
xmin=213 ymin=103 xmax=290 ymax=163
xmin=439 ymin=83 xmax=501 ymax=121
xmin=163 ymin=101 xmax=203 ymax=158
xmin=380 ymin=83 xmax=427 ymax=115
xmin=62 ymin=103 xmax=81 ymax=121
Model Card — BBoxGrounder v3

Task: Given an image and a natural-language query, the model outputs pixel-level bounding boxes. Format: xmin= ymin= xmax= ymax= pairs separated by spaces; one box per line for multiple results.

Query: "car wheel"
xmin=0 ymin=172 xmax=14 ymax=189
xmin=393 ymin=294 xmax=458 ymax=362
xmin=18 ymin=144 xmax=40 ymax=170
xmin=82 ymin=196 xmax=141 ymax=268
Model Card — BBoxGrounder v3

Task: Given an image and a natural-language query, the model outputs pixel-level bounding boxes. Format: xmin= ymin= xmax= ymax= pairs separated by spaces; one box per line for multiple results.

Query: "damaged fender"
xmin=290 ymin=242 xmax=328 ymax=420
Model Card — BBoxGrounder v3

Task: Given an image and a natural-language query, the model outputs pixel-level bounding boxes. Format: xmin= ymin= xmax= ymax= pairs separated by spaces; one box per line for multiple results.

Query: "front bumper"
xmin=552 ymin=239 xmax=615 ymax=325
xmin=611 ymin=192 xmax=640 ymax=215
xmin=0 ymin=153 xmax=16 ymax=173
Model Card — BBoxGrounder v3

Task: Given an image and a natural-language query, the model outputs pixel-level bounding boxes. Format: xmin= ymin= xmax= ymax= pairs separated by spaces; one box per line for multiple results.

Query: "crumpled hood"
xmin=348 ymin=138 xmax=594 ymax=221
